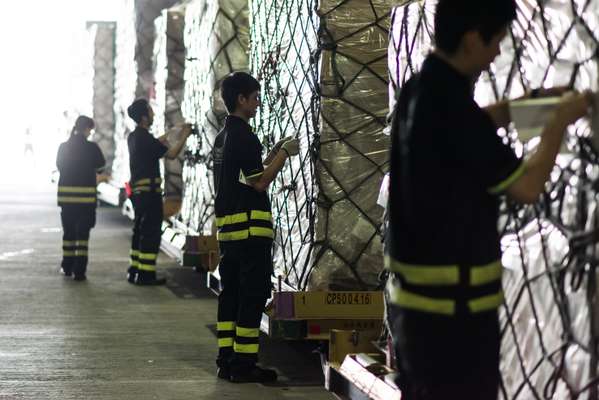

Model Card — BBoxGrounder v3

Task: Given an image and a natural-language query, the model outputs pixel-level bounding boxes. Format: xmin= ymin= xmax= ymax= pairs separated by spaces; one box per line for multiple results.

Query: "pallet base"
xmin=326 ymin=354 xmax=402 ymax=400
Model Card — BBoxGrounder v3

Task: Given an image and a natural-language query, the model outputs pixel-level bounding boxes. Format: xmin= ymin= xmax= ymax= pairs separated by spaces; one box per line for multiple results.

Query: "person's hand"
xmin=553 ymin=90 xmax=594 ymax=127
xmin=181 ymin=123 xmax=193 ymax=137
xmin=96 ymin=174 xmax=111 ymax=184
xmin=272 ymin=136 xmax=294 ymax=152
xmin=281 ymin=138 xmax=300 ymax=157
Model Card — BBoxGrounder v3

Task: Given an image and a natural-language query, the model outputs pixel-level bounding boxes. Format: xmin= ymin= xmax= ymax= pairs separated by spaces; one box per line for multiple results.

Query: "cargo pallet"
xmin=162 ymin=231 xmax=401 ymax=399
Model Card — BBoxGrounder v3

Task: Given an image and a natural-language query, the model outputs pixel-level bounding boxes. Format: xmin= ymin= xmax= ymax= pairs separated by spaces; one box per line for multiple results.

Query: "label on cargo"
xmin=292 ymin=291 xmax=383 ymax=319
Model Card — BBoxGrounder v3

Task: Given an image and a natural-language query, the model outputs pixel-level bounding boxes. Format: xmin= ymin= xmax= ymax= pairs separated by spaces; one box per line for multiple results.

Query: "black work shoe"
xmin=230 ymin=366 xmax=278 ymax=384
xmin=60 ymin=268 xmax=72 ymax=277
xmin=127 ymin=272 xmax=137 ymax=284
xmin=135 ymin=277 xmax=167 ymax=286
xmin=217 ymin=366 xmax=231 ymax=380
xmin=73 ymin=274 xmax=87 ymax=282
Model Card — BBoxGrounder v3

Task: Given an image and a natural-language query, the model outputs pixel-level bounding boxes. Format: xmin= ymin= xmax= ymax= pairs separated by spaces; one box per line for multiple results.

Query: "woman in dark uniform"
xmin=56 ymin=116 xmax=106 ymax=281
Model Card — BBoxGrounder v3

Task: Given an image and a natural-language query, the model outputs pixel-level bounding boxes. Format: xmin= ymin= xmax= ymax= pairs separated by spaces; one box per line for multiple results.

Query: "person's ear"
xmin=461 ymin=30 xmax=482 ymax=55
xmin=237 ymin=94 xmax=247 ymax=107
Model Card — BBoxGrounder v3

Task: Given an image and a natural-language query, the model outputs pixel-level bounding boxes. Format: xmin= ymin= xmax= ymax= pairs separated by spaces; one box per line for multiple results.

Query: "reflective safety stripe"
xmin=130 ymin=250 xmax=140 ymax=257
xmin=139 ymin=253 xmax=158 ymax=261
xmin=58 ymin=196 xmax=96 ymax=204
xmin=58 ymin=186 xmax=96 ymax=193
xmin=132 ymin=187 xmax=162 ymax=193
xmin=133 ymin=178 xmax=162 ymax=186
xmin=63 ymin=240 xmax=76 ymax=246
xmin=75 ymin=250 xmax=88 ymax=256
xmin=217 ymin=230 xmax=249 ymax=241
xmin=387 ymin=285 xmax=456 ymax=316
xmin=63 ymin=251 xmax=77 ymax=257
xmin=386 ymin=256 xmax=503 ymax=286
xmin=217 ymin=321 xmax=236 ymax=331
xmin=236 ymin=327 xmax=259 ymax=338
xmin=250 ymin=210 xmax=272 ymax=221
xmin=249 ymin=227 xmax=274 ymax=239
xmin=218 ymin=338 xmax=234 ymax=348
xmin=234 ymin=343 xmax=259 ymax=354
xmin=468 ymin=291 xmax=504 ymax=313
xmin=138 ymin=263 xmax=156 ymax=272
xmin=130 ymin=260 xmax=140 ymax=267
xmin=216 ymin=213 xmax=248 ymax=227
xmin=75 ymin=240 xmax=89 ymax=247
xmin=470 ymin=261 xmax=503 ymax=286
xmin=488 ymin=162 xmax=526 ymax=194
xmin=385 ymin=257 xmax=459 ymax=286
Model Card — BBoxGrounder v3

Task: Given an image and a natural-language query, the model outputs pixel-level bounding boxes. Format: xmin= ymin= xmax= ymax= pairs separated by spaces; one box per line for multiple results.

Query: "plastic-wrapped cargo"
xmin=153 ymin=4 xmax=187 ymax=202
xmin=87 ymin=21 xmax=116 ymax=174
xmin=180 ymin=0 xmax=250 ymax=234
xmin=389 ymin=1 xmax=599 ymax=397
xmin=112 ymin=0 xmax=181 ymax=188
xmin=249 ymin=0 xmax=392 ymax=291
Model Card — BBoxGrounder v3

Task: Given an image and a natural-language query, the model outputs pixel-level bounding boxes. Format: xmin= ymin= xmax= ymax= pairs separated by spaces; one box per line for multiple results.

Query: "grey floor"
xmin=0 ymin=182 xmax=332 ymax=400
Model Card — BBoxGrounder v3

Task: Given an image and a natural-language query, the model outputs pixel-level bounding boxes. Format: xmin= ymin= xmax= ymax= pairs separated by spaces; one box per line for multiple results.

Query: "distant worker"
xmin=23 ymin=127 xmax=34 ymax=158
xmin=56 ymin=116 xmax=108 ymax=281
xmin=126 ymin=99 xmax=192 ymax=285
xmin=213 ymin=72 xmax=299 ymax=383
xmin=385 ymin=0 xmax=594 ymax=399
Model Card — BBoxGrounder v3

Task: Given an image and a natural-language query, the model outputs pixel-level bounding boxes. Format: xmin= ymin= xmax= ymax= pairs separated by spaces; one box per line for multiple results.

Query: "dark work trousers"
xmin=129 ymin=192 xmax=163 ymax=280
xmin=216 ymin=242 xmax=272 ymax=373
xmin=60 ymin=205 xmax=96 ymax=277
xmin=386 ymin=296 xmax=500 ymax=400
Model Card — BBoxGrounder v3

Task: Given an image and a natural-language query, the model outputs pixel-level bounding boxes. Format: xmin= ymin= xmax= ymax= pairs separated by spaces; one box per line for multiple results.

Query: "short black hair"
xmin=127 ymin=98 xmax=150 ymax=124
xmin=220 ymin=72 xmax=261 ymax=113
xmin=71 ymin=115 xmax=94 ymax=137
xmin=434 ymin=0 xmax=517 ymax=55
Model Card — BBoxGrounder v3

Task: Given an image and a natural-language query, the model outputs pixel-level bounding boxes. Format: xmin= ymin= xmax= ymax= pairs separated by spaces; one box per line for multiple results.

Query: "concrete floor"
xmin=0 ymin=182 xmax=332 ymax=400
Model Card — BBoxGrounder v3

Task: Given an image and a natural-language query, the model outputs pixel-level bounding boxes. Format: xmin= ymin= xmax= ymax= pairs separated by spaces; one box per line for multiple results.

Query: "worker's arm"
xmin=506 ymin=91 xmax=593 ymax=204
xmin=246 ymin=139 xmax=299 ymax=193
xmin=483 ymin=86 xmax=570 ymax=129
xmin=163 ymin=124 xmax=192 ymax=159
xmin=263 ymin=136 xmax=293 ymax=166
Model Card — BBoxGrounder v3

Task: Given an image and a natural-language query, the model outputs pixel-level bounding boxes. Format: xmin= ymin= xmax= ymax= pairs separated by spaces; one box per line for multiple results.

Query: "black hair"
xmin=434 ymin=0 xmax=517 ymax=55
xmin=71 ymin=115 xmax=95 ymax=137
xmin=220 ymin=72 xmax=261 ymax=113
xmin=127 ymin=98 xmax=150 ymax=124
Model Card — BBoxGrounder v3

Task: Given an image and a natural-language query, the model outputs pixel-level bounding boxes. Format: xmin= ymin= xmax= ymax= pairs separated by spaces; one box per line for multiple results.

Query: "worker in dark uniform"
xmin=126 ymin=99 xmax=191 ymax=285
xmin=56 ymin=116 xmax=107 ymax=281
xmin=213 ymin=72 xmax=299 ymax=383
xmin=386 ymin=0 xmax=593 ymax=399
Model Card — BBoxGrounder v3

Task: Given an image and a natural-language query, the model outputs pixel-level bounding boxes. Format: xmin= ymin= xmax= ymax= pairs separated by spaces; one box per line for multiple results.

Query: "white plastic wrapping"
xmin=251 ymin=0 xmax=392 ymax=291
xmin=180 ymin=0 xmax=250 ymax=234
xmin=153 ymin=5 xmax=187 ymax=200
xmin=87 ymin=22 xmax=116 ymax=174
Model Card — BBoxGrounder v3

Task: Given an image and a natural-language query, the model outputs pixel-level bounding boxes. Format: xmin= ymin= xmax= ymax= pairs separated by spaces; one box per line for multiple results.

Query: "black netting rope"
xmin=389 ymin=1 xmax=599 ymax=398
xmin=251 ymin=0 xmax=390 ymax=291
xmin=180 ymin=1 xmax=250 ymax=234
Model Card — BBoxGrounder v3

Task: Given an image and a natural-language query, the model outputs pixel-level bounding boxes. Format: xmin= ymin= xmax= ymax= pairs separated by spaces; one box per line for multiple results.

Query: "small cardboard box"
xmin=183 ymin=234 xmax=220 ymax=270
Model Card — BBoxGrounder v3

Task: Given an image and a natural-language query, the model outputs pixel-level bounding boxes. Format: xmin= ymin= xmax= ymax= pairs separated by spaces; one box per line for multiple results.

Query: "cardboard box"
xmin=184 ymin=234 xmax=220 ymax=271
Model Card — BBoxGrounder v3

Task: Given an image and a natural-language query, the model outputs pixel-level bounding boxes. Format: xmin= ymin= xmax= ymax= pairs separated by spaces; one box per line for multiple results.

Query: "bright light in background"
xmin=0 ymin=0 xmax=120 ymax=185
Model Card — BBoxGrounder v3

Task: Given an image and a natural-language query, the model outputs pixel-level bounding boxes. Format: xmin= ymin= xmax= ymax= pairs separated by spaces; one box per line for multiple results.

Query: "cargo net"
xmin=153 ymin=6 xmax=187 ymax=200
xmin=389 ymin=1 xmax=599 ymax=398
xmin=88 ymin=22 xmax=116 ymax=174
xmin=180 ymin=0 xmax=250 ymax=234
xmin=251 ymin=0 xmax=391 ymax=291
